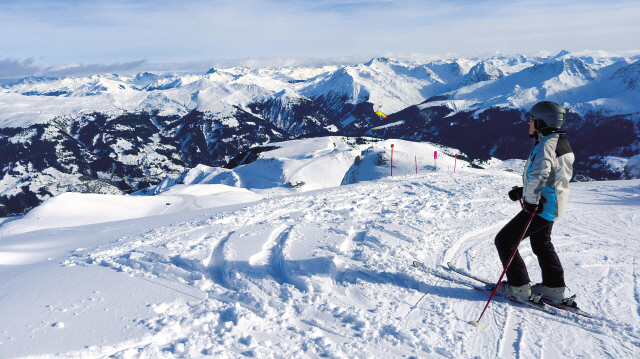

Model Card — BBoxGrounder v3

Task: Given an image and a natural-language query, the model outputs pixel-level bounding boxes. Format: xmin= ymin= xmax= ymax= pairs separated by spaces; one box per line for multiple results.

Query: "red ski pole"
xmin=470 ymin=204 xmax=537 ymax=328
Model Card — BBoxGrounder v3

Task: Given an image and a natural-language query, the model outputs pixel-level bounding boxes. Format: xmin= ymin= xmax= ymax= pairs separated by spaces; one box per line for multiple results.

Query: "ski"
xmin=411 ymin=260 xmax=595 ymax=320
xmin=443 ymin=261 xmax=593 ymax=318
xmin=411 ymin=261 xmax=555 ymax=315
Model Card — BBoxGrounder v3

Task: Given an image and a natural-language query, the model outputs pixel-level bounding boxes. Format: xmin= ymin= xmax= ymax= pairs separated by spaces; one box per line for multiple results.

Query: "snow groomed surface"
xmin=1 ymin=170 xmax=639 ymax=358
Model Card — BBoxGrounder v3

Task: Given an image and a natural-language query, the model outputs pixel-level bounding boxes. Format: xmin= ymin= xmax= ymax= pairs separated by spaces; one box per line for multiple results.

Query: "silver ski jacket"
xmin=522 ymin=132 xmax=574 ymax=221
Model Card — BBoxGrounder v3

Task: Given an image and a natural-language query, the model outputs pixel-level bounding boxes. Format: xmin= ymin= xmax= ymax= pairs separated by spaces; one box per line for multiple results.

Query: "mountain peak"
xmin=561 ymin=57 xmax=597 ymax=79
xmin=460 ymin=61 xmax=504 ymax=86
xmin=555 ymin=50 xmax=571 ymax=58
xmin=364 ymin=57 xmax=400 ymax=69
xmin=134 ymin=72 xmax=154 ymax=79
xmin=365 ymin=57 xmax=391 ymax=65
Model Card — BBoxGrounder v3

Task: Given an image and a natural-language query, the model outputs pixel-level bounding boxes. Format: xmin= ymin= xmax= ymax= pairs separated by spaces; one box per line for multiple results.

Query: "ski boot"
xmin=492 ymin=281 xmax=531 ymax=301
xmin=531 ymin=283 xmax=564 ymax=301
xmin=531 ymin=283 xmax=578 ymax=308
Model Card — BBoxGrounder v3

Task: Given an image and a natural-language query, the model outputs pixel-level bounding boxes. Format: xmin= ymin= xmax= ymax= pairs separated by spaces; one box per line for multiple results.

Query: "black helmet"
xmin=529 ymin=101 xmax=565 ymax=130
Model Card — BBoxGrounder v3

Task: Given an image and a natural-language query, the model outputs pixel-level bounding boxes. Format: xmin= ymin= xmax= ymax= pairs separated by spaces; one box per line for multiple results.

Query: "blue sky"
xmin=1 ymin=0 xmax=639 ymax=77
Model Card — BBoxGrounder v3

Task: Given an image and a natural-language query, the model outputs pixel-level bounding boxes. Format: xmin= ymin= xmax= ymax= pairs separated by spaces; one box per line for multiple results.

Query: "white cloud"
xmin=42 ymin=61 xmax=147 ymax=77
xmin=564 ymin=49 xmax=640 ymax=59
xmin=0 ymin=59 xmax=147 ymax=79
xmin=143 ymin=55 xmax=372 ymax=73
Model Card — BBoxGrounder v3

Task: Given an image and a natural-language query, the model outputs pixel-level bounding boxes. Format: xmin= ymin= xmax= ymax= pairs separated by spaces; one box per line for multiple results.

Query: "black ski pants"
xmin=494 ymin=210 xmax=565 ymax=288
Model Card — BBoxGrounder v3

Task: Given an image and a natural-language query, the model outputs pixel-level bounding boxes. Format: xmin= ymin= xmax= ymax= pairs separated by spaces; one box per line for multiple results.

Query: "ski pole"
xmin=517 ymin=195 xmax=524 ymax=209
xmin=470 ymin=204 xmax=538 ymax=329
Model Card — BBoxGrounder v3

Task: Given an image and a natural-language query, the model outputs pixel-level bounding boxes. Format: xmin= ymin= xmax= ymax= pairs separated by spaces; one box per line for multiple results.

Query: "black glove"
xmin=523 ymin=198 xmax=545 ymax=214
xmin=508 ymin=187 xmax=523 ymax=201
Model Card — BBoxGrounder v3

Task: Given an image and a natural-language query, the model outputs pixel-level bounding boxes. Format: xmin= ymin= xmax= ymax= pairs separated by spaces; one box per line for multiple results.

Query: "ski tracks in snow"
xmin=66 ymin=173 xmax=640 ymax=358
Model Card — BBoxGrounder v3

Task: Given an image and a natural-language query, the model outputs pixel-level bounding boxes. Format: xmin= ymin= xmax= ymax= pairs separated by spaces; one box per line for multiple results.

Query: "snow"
xmin=1 ymin=139 xmax=639 ymax=357
xmin=603 ymin=156 xmax=628 ymax=173
xmin=0 ymin=185 xmax=263 ymax=237
xmin=371 ymin=120 xmax=405 ymax=131
xmin=625 ymin=154 xmax=640 ymax=178
xmin=143 ymin=137 xmax=472 ymax=197
xmin=483 ymin=158 xmax=527 ymax=173
xmin=319 ymin=59 xmax=445 ymax=115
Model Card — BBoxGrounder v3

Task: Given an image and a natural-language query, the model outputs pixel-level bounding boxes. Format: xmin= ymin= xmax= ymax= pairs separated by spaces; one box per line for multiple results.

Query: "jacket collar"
xmin=536 ymin=130 xmax=566 ymax=141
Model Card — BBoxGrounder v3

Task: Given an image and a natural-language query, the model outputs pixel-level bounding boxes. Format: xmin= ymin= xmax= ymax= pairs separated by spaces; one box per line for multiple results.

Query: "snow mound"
xmin=624 ymin=154 xmax=640 ymax=179
xmin=483 ymin=158 xmax=527 ymax=173
xmin=0 ymin=184 xmax=262 ymax=236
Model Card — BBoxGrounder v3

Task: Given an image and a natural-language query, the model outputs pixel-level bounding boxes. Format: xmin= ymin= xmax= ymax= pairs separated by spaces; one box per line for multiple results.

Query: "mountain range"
xmin=1 ymin=50 xmax=639 ymax=216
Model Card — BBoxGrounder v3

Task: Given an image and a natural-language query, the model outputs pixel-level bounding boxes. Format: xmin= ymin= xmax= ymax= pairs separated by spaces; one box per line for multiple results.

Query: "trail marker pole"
xmin=415 ymin=156 xmax=417 ymax=174
xmin=434 ymin=151 xmax=437 ymax=172
xmin=390 ymin=144 xmax=394 ymax=177
xmin=454 ymin=154 xmax=457 ymax=172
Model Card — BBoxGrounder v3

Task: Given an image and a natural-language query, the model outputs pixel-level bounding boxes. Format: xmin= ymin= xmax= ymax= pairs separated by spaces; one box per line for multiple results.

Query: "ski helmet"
xmin=529 ymin=101 xmax=566 ymax=130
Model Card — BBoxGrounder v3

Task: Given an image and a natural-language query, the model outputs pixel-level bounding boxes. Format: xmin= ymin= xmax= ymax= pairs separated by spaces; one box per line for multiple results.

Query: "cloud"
xmin=564 ymin=49 xmax=640 ymax=59
xmin=0 ymin=58 xmax=40 ymax=78
xmin=144 ymin=56 xmax=374 ymax=73
xmin=42 ymin=60 xmax=147 ymax=77
xmin=0 ymin=59 xmax=147 ymax=79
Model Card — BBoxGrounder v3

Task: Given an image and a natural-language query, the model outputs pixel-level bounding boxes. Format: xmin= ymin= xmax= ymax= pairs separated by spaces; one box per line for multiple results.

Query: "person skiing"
xmin=494 ymin=101 xmax=574 ymax=302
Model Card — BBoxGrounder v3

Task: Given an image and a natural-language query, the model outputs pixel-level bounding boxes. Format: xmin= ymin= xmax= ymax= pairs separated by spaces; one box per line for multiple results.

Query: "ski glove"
xmin=508 ymin=187 xmax=523 ymax=201
xmin=523 ymin=196 xmax=546 ymax=214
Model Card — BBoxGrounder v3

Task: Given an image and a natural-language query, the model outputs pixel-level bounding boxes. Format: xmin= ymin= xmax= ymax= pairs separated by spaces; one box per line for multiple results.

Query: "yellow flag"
xmin=375 ymin=110 xmax=388 ymax=119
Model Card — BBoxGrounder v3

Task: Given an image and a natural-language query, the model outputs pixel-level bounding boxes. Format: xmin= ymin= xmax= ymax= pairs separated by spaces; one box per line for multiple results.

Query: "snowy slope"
xmin=142 ymin=136 xmax=474 ymax=197
xmin=1 ymin=167 xmax=639 ymax=358
xmin=303 ymin=58 xmax=448 ymax=118
xmin=422 ymin=56 xmax=640 ymax=116
xmin=0 ymin=185 xmax=263 ymax=237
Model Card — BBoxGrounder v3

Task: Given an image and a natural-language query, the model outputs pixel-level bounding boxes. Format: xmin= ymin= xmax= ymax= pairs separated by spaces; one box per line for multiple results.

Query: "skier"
xmin=494 ymin=101 xmax=574 ymax=302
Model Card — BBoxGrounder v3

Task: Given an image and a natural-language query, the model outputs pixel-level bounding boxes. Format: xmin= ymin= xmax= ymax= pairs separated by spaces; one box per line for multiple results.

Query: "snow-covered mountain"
xmin=2 ymin=51 xmax=640 ymax=215
xmin=3 ymin=52 xmax=639 ymax=128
